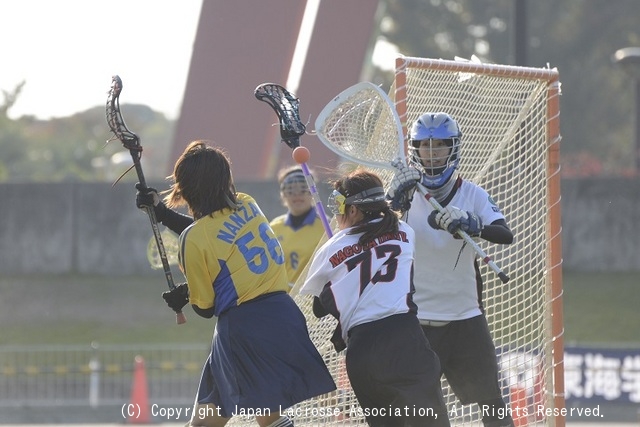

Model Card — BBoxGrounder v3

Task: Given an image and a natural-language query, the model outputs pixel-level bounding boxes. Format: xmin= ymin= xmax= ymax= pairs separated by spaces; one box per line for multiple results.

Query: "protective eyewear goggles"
xmin=280 ymin=174 xmax=310 ymax=197
xmin=327 ymin=187 xmax=386 ymax=216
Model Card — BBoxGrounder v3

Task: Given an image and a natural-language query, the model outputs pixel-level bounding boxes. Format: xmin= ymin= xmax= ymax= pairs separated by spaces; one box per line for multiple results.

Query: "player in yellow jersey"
xmin=269 ymin=166 xmax=325 ymax=288
xmin=135 ymin=141 xmax=335 ymax=427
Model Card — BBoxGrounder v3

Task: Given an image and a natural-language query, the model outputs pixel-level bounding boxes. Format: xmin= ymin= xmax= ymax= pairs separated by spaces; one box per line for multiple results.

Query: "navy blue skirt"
xmin=196 ymin=292 xmax=336 ymax=417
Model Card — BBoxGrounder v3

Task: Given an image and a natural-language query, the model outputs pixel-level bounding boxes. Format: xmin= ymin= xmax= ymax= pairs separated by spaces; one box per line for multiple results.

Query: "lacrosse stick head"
xmin=254 ymin=83 xmax=305 ymax=149
xmin=106 ymin=75 xmax=140 ymax=150
xmin=314 ymin=82 xmax=406 ymax=169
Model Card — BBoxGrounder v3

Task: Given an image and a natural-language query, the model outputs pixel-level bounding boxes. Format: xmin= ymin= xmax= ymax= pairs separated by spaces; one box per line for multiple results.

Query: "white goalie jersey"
xmin=300 ymin=220 xmax=417 ymax=345
xmin=407 ymin=180 xmax=505 ymax=322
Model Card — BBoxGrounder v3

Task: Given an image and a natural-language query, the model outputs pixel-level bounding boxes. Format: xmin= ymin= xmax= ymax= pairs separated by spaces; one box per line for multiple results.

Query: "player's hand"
xmin=135 ymin=183 xmax=160 ymax=209
xmin=428 ymin=206 xmax=483 ymax=237
xmin=386 ymin=158 xmax=422 ymax=212
xmin=162 ymin=283 xmax=189 ymax=313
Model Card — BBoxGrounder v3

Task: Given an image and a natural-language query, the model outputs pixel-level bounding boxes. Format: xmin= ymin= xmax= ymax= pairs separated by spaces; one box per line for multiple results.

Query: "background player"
xmin=301 ymin=169 xmax=450 ymax=427
xmin=386 ymin=113 xmax=515 ymax=427
xmin=269 ymin=165 xmax=325 ymax=289
xmin=138 ymin=140 xmax=335 ymax=427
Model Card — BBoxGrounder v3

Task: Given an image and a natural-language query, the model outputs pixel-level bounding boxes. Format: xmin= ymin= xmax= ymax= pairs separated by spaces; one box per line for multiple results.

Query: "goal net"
xmin=392 ymin=56 xmax=564 ymax=426
xmin=230 ymin=56 xmax=564 ymax=427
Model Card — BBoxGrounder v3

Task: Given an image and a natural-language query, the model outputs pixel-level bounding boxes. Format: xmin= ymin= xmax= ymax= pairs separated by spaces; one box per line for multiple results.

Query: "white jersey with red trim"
xmin=300 ymin=220 xmax=417 ymax=344
xmin=406 ymin=179 xmax=505 ymax=322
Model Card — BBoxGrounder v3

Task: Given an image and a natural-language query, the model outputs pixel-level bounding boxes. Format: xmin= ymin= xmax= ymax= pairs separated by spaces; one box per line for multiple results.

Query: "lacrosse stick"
xmin=106 ymin=75 xmax=187 ymax=324
xmin=315 ymin=82 xmax=509 ymax=284
xmin=254 ymin=83 xmax=333 ymax=238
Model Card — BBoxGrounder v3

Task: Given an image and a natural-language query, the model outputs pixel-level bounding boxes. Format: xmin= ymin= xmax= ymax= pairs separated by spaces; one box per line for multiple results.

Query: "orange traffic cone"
xmin=128 ymin=355 xmax=151 ymax=424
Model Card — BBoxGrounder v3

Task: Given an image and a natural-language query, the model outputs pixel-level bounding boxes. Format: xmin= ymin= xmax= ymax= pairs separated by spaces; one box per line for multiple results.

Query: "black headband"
xmin=344 ymin=187 xmax=386 ymax=205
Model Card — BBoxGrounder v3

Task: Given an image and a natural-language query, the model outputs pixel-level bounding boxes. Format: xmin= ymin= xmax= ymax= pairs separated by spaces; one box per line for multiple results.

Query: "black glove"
xmin=135 ymin=182 xmax=159 ymax=209
xmin=162 ymin=283 xmax=189 ymax=313
xmin=135 ymin=182 xmax=169 ymax=222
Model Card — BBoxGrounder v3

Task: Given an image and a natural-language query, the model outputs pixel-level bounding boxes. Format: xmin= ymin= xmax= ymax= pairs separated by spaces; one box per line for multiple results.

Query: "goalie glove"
xmin=428 ymin=206 xmax=483 ymax=237
xmin=385 ymin=158 xmax=422 ymax=212
xmin=162 ymin=283 xmax=189 ymax=313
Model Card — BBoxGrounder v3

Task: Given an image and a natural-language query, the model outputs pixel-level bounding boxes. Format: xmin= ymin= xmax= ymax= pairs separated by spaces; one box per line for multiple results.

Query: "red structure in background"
xmin=171 ymin=0 xmax=378 ymax=180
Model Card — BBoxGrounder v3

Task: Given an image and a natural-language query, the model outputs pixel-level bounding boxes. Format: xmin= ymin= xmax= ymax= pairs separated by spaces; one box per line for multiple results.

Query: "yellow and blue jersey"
xmin=269 ymin=207 xmax=325 ymax=285
xmin=178 ymin=193 xmax=289 ymax=316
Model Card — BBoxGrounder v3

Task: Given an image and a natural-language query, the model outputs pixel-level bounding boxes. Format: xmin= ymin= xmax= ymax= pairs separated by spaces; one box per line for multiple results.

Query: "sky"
xmin=0 ymin=0 xmax=203 ymax=120
xmin=0 ymin=0 xmax=399 ymax=122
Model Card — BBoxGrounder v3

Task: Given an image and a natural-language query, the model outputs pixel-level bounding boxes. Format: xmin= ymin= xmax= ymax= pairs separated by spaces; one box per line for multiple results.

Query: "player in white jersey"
xmin=386 ymin=113 xmax=515 ymax=427
xmin=301 ymin=169 xmax=450 ymax=427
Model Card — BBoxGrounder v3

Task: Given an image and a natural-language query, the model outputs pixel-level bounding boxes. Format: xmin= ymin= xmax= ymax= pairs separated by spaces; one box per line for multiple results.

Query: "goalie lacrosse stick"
xmin=315 ymin=82 xmax=509 ymax=284
xmin=106 ymin=75 xmax=187 ymax=324
xmin=254 ymin=83 xmax=333 ymax=238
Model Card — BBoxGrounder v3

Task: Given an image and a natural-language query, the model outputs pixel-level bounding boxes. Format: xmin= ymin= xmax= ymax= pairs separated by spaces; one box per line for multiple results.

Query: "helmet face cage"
xmin=407 ymin=113 xmax=462 ymax=188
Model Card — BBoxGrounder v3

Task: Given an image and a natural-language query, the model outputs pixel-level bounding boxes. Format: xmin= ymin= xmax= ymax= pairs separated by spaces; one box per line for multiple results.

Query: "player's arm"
xmin=161 ymin=283 xmax=215 ymax=318
xmin=192 ymin=305 xmax=215 ymax=319
xmin=473 ymin=187 xmax=513 ymax=244
xmin=154 ymin=203 xmax=194 ymax=235
xmin=428 ymin=207 xmax=513 ymax=244
xmin=479 ymin=219 xmax=513 ymax=244
xmin=135 ymin=184 xmax=194 ymax=234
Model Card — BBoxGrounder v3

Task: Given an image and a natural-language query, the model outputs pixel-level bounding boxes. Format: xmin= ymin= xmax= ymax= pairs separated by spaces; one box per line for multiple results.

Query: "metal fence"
xmin=0 ymin=343 xmax=209 ymax=408
xmin=3 ymin=343 xmax=640 ymax=423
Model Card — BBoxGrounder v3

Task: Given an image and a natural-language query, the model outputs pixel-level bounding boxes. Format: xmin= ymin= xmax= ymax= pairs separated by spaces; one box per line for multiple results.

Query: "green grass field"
xmin=1 ymin=270 xmax=639 ymax=346
xmin=0 ymin=274 xmax=214 ymax=345
xmin=561 ymin=270 xmax=640 ymax=346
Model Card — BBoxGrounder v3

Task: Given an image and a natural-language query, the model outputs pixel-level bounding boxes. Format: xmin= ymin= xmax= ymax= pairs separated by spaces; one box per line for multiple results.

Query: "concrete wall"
xmin=0 ymin=180 xmax=331 ymax=276
xmin=561 ymin=177 xmax=640 ymax=271
xmin=0 ymin=178 xmax=637 ymax=275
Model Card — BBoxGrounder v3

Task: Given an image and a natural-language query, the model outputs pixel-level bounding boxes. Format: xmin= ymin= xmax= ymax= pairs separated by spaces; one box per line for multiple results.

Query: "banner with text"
xmin=564 ymin=346 xmax=640 ymax=404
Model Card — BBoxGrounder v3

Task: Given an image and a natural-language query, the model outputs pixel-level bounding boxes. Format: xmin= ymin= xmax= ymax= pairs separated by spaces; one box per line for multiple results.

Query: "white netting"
xmin=393 ymin=57 xmax=562 ymax=426
xmin=315 ymin=82 xmax=404 ymax=176
xmin=228 ymin=57 xmax=562 ymax=427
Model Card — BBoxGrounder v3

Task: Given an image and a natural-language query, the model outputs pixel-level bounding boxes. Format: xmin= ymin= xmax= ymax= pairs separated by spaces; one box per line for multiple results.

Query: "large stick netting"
xmin=228 ymin=58 xmax=560 ymax=427
xmin=315 ymin=83 xmax=403 ymax=180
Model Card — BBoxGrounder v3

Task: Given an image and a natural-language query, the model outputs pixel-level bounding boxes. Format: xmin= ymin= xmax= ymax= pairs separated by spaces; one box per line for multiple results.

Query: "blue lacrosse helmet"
xmin=407 ymin=112 xmax=462 ymax=189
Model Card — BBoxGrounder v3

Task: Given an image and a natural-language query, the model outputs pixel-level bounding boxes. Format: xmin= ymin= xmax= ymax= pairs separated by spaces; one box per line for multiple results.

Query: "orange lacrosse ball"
xmin=292 ymin=146 xmax=311 ymax=164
